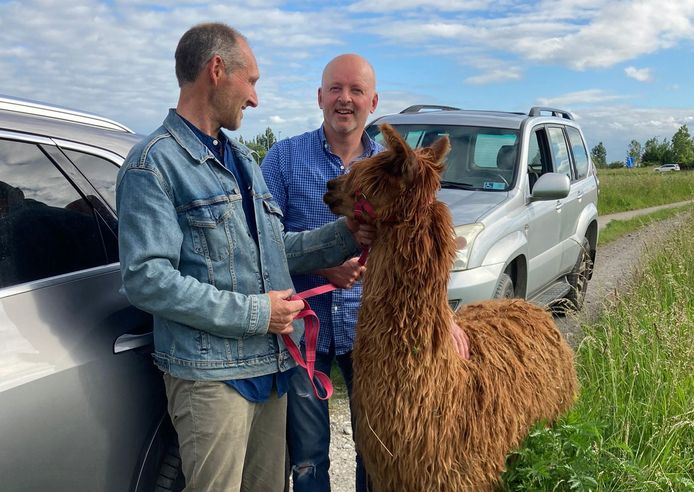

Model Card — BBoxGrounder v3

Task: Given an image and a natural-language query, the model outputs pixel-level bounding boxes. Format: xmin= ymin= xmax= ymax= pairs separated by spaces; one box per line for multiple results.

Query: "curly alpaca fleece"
xmin=324 ymin=124 xmax=578 ymax=491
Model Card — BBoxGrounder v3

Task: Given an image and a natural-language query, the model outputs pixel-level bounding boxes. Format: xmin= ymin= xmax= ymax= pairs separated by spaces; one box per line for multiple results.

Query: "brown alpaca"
xmin=324 ymin=124 xmax=578 ymax=491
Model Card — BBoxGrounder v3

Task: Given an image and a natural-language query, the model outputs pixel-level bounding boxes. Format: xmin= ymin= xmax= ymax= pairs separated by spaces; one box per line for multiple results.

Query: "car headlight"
xmin=452 ymin=223 xmax=484 ymax=271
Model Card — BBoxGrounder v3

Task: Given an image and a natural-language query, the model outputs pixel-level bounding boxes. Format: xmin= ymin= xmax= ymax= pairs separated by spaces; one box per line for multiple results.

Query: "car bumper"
xmin=447 ymin=262 xmax=506 ymax=309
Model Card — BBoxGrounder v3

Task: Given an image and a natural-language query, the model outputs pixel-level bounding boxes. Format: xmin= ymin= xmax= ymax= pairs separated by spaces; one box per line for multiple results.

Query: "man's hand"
xmin=316 ymin=257 xmax=366 ymax=289
xmin=346 ymin=217 xmax=376 ymax=247
xmin=450 ymin=318 xmax=470 ymax=360
xmin=267 ymin=289 xmax=304 ymax=335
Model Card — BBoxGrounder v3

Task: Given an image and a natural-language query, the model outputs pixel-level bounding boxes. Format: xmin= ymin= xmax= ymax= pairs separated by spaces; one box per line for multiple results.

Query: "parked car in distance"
xmin=0 ymin=95 xmax=183 ymax=491
xmin=367 ymin=105 xmax=599 ymax=312
xmin=654 ymin=163 xmax=680 ymax=172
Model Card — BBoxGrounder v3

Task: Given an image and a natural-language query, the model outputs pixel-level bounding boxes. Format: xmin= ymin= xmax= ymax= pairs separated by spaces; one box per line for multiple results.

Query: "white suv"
xmin=367 ymin=105 xmax=599 ymax=311
xmin=654 ymin=163 xmax=680 ymax=172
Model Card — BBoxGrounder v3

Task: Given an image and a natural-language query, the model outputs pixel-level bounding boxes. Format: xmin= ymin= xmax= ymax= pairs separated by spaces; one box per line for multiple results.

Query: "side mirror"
xmin=530 ymin=172 xmax=570 ymax=200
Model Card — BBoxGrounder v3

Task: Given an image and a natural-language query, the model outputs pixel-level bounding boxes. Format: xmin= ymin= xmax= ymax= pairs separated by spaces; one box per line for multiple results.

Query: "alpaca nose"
xmin=323 ymin=192 xmax=339 ymax=207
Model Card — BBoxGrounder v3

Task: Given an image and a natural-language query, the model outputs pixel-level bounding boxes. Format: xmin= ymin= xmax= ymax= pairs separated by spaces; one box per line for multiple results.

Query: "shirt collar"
xmin=318 ymin=124 xmax=380 ymax=161
xmin=162 ymin=109 xmax=255 ymax=166
xmin=179 ymin=115 xmax=226 ymax=162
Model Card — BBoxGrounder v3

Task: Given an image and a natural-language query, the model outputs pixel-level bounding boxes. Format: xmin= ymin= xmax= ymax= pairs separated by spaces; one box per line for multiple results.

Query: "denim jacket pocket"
xmin=186 ymin=202 xmax=232 ymax=261
xmin=262 ymin=198 xmax=285 ymax=245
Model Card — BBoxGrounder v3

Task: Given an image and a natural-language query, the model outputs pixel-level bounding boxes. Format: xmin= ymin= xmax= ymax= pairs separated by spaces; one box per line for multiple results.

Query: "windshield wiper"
xmin=440 ymin=181 xmax=476 ymax=190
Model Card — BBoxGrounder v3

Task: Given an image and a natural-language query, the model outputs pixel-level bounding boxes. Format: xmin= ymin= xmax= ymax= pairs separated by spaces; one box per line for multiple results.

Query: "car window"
xmin=566 ymin=126 xmax=589 ymax=180
xmin=472 ymin=133 xmax=518 ymax=169
xmin=0 ymin=139 xmax=108 ymax=289
xmin=369 ymin=124 xmax=519 ymax=191
xmin=546 ymin=127 xmax=572 ymax=179
xmin=62 ymin=149 xmax=119 ymax=210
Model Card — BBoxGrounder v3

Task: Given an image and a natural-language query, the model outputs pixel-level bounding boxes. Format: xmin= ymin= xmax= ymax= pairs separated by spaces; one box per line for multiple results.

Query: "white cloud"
xmin=0 ymin=0 xmax=351 ymax=138
xmin=573 ymin=105 xmax=694 ymax=160
xmin=624 ymin=66 xmax=652 ymax=82
xmin=365 ymin=0 xmax=694 ymax=72
xmin=347 ymin=0 xmax=491 ymax=13
xmin=463 ymin=57 xmax=522 ymax=84
xmin=536 ymin=89 xmax=628 ymax=107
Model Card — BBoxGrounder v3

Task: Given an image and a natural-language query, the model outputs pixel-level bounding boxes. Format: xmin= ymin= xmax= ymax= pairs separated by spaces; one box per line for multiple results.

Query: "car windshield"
xmin=367 ymin=124 xmax=520 ymax=191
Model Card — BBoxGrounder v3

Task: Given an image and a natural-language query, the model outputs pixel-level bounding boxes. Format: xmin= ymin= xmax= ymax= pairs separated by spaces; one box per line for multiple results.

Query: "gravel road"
xmin=324 ymin=210 xmax=692 ymax=492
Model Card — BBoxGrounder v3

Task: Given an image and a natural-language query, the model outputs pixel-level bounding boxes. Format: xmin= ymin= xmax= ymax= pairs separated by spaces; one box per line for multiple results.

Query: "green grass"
xmin=501 ymin=210 xmax=694 ymax=491
xmin=598 ymin=205 xmax=693 ymax=245
xmin=597 ymin=168 xmax=694 ymax=215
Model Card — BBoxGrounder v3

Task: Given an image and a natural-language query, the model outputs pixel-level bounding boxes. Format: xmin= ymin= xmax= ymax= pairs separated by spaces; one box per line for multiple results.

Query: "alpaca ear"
xmin=380 ymin=123 xmax=408 ymax=155
xmin=429 ymin=135 xmax=451 ymax=164
xmin=380 ymin=123 xmax=418 ymax=182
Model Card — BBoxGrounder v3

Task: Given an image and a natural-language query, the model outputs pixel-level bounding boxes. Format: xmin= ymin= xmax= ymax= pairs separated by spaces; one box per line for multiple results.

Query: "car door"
xmin=0 ymin=133 xmax=163 ymax=492
xmin=524 ymin=126 xmax=564 ymax=295
xmin=559 ymin=126 xmax=594 ymax=273
xmin=544 ymin=125 xmax=579 ymax=276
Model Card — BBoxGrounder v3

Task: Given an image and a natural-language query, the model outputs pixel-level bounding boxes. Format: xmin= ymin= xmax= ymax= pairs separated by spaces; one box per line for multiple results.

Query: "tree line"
xmin=591 ymin=124 xmax=694 ymax=169
xmin=238 ymin=127 xmax=277 ymax=163
xmin=245 ymin=124 xmax=694 ymax=170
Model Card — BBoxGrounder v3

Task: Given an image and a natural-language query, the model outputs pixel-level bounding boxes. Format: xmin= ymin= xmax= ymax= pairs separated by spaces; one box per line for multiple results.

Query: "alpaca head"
xmin=324 ymin=123 xmax=450 ymax=224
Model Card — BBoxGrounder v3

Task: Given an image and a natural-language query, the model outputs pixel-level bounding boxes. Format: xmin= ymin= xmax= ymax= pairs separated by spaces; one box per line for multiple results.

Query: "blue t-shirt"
xmin=180 ymin=115 xmax=293 ymax=402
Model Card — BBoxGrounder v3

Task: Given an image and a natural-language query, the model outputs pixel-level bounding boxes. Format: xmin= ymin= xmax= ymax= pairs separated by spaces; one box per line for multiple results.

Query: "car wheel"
xmin=493 ymin=272 xmax=514 ymax=299
xmin=565 ymin=237 xmax=592 ymax=311
xmin=154 ymin=442 xmax=185 ymax=492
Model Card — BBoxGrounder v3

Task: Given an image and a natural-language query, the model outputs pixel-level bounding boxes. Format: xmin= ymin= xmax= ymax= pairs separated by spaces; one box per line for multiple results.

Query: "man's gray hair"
xmin=175 ymin=23 xmax=247 ymax=87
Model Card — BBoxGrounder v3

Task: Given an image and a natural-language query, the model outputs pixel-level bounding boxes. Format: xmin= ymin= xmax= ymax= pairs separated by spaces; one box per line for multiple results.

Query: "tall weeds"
xmin=502 ymin=211 xmax=694 ymax=491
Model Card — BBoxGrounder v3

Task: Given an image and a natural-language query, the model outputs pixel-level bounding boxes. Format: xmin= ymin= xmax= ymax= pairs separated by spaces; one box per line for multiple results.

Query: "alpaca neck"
xmin=359 ymin=203 xmax=456 ymax=354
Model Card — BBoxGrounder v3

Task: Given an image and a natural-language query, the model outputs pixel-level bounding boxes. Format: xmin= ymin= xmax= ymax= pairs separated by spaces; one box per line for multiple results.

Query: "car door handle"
xmin=114 ymin=332 xmax=153 ymax=354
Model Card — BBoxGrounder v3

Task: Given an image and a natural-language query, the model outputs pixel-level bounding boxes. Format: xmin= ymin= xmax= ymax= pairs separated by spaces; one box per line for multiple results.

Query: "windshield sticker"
xmin=483 ymin=181 xmax=506 ymax=190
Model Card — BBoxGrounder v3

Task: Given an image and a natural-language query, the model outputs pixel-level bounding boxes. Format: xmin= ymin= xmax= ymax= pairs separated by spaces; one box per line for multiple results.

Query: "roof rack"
xmin=528 ymin=106 xmax=574 ymax=120
xmin=400 ymin=104 xmax=461 ymax=114
xmin=0 ymin=95 xmax=135 ymax=133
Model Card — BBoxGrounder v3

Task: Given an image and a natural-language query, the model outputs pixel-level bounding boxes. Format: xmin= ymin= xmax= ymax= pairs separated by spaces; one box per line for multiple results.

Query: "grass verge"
xmin=598 ymin=205 xmax=693 ymax=246
xmin=597 ymin=168 xmax=694 ymax=215
xmin=501 ymin=211 xmax=694 ymax=491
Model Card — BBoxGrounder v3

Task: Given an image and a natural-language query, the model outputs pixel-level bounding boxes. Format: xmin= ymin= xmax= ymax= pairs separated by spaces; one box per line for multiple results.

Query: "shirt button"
xmin=213 ymin=139 xmax=218 ymax=145
xmin=340 ymin=165 xmax=344 ymax=170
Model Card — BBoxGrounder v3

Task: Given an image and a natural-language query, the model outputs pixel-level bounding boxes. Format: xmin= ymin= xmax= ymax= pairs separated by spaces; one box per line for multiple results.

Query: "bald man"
xmin=262 ymin=54 xmax=380 ymax=492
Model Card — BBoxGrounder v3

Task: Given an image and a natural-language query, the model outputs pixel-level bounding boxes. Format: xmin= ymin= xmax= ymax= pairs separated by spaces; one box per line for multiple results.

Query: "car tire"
xmin=493 ymin=272 xmax=514 ymax=299
xmin=565 ymin=237 xmax=592 ymax=311
xmin=154 ymin=442 xmax=185 ymax=492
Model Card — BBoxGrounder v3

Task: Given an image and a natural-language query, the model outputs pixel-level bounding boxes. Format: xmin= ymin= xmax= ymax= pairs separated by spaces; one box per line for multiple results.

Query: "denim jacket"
xmin=116 ymin=110 xmax=359 ymax=380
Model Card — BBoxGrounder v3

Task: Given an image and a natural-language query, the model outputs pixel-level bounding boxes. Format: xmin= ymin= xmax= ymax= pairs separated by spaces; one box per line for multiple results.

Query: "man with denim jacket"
xmin=116 ymin=24 xmax=374 ymax=492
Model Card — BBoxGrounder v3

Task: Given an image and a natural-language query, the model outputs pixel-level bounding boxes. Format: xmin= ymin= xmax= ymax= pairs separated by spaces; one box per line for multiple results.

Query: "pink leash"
xmin=282 ymin=193 xmax=374 ymax=400
xmin=281 ymin=247 xmax=368 ymax=400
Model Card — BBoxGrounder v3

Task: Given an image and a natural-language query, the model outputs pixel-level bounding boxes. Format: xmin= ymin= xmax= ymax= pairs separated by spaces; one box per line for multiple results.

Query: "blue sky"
xmin=2 ymin=0 xmax=694 ymax=161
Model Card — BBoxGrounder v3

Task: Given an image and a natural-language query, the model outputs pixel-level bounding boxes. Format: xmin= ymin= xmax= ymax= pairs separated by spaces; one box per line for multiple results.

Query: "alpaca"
xmin=323 ymin=124 xmax=578 ymax=491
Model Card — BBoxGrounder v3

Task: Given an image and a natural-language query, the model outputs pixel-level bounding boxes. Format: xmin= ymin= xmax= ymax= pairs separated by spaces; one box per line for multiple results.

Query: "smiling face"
xmin=318 ymin=54 xmax=378 ymax=140
xmin=324 ymin=123 xmax=450 ymax=224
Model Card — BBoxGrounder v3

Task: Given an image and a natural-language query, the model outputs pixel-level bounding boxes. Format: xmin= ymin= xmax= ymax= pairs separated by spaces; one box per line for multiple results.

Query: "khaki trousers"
xmin=164 ymin=374 xmax=287 ymax=492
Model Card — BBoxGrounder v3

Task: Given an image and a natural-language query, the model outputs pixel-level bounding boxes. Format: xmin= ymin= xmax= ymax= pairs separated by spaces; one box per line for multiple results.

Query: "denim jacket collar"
xmin=162 ymin=109 xmax=255 ymax=166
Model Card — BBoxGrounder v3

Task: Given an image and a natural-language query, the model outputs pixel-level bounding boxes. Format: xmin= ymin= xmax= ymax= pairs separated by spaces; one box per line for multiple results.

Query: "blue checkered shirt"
xmin=262 ymin=126 xmax=383 ymax=355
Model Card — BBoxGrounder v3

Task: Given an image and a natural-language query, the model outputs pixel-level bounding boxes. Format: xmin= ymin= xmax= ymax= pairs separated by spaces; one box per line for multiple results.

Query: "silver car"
xmin=654 ymin=163 xmax=680 ymax=172
xmin=367 ymin=105 xmax=599 ymax=311
xmin=0 ymin=96 xmax=183 ymax=491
